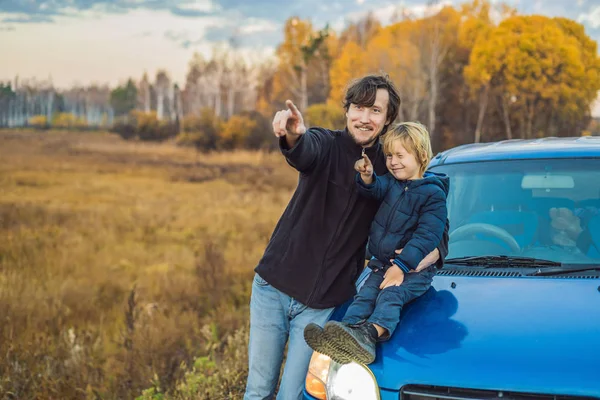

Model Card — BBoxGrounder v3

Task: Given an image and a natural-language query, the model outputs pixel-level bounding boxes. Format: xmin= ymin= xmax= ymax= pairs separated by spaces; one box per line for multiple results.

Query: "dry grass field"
xmin=0 ymin=129 xmax=297 ymax=399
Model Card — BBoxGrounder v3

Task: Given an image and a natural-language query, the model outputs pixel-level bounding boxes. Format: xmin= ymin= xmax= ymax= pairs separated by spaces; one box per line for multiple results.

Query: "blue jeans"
xmin=244 ymin=273 xmax=335 ymax=400
xmin=342 ymin=265 xmax=436 ymax=339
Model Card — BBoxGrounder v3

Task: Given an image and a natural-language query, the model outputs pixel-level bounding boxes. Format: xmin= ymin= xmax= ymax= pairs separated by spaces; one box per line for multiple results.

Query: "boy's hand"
xmin=354 ymin=154 xmax=373 ymax=178
xmin=380 ymin=265 xmax=405 ymax=289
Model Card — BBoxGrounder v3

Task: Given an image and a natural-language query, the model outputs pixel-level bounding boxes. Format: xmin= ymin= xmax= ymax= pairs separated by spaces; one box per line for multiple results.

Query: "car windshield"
xmin=430 ymin=159 xmax=600 ymax=265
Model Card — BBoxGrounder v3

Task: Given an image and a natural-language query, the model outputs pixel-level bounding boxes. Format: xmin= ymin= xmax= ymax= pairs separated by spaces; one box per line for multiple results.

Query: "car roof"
xmin=430 ymin=136 xmax=600 ymax=166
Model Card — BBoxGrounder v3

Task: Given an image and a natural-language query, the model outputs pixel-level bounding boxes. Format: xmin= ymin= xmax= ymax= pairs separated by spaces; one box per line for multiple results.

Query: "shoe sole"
xmin=324 ymin=323 xmax=375 ymax=365
xmin=304 ymin=323 xmax=355 ymax=365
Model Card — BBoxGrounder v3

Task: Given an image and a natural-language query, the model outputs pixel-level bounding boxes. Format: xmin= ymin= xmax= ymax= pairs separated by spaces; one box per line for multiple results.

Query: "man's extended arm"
xmin=274 ymin=100 xmax=324 ymax=173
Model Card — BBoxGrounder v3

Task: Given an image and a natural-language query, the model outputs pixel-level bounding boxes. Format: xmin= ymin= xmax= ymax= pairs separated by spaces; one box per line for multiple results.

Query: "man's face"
xmin=346 ymin=88 xmax=390 ymax=147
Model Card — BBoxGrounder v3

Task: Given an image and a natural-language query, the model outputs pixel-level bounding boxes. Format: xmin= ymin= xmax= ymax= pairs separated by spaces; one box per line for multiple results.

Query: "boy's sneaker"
xmin=323 ymin=321 xmax=377 ymax=365
xmin=304 ymin=323 xmax=328 ymax=354
xmin=304 ymin=323 xmax=355 ymax=365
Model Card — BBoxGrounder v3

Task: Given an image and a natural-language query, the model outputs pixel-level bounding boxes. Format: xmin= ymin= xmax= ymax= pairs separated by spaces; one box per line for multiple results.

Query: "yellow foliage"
xmin=328 ymin=41 xmax=370 ymax=106
xmin=365 ymin=23 xmax=424 ymax=100
xmin=305 ymin=103 xmax=346 ymax=129
xmin=177 ymin=108 xmax=222 ymax=150
xmin=553 ymin=17 xmax=600 ymax=105
xmin=466 ymin=15 xmax=593 ymax=108
xmin=463 ymin=14 xmax=600 ymax=138
xmin=127 ymin=110 xmax=178 ymax=141
xmin=131 ymin=110 xmax=159 ymax=130
xmin=270 ymin=17 xmax=315 ymax=104
xmin=323 ymin=31 xmax=341 ymax=62
xmin=29 ymin=115 xmax=48 ymax=128
xmin=458 ymin=0 xmax=494 ymax=52
xmin=219 ymin=115 xmax=257 ymax=149
xmin=277 ymin=17 xmax=314 ymax=66
xmin=52 ymin=112 xmax=87 ymax=129
xmin=328 ymin=7 xmax=460 ymax=121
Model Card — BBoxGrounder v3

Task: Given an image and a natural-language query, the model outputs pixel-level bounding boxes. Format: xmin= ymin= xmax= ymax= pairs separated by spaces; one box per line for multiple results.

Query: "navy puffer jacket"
xmin=357 ymin=171 xmax=449 ymax=272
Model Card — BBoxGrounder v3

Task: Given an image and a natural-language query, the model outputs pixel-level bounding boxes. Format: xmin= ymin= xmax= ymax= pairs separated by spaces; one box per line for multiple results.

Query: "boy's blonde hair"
xmin=383 ymin=122 xmax=433 ymax=176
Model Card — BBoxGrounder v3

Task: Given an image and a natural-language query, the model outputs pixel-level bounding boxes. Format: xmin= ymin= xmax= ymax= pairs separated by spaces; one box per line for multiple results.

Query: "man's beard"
xmin=349 ymin=128 xmax=381 ymax=147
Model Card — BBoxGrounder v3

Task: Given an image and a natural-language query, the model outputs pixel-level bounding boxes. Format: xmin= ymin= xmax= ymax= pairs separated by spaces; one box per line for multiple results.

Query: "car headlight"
xmin=306 ymin=352 xmax=331 ymax=399
xmin=305 ymin=352 xmax=379 ymax=400
xmin=327 ymin=361 xmax=379 ymax=400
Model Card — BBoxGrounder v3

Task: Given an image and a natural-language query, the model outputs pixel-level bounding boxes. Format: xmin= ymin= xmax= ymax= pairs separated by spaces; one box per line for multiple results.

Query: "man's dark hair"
xmin=343 ymin=73 xmax=401 ymax=135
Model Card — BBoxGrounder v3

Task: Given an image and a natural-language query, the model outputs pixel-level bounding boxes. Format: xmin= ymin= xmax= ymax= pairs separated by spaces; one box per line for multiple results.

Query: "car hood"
xmin=370 ymin=275 xmax=600 ymax=397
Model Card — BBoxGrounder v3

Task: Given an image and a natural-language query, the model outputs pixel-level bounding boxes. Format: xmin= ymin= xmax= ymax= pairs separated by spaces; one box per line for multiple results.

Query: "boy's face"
xmin=346 ymin=88 xmax=390 ymax=147
xmin=385 ymin=140 xmax=421 ymax=181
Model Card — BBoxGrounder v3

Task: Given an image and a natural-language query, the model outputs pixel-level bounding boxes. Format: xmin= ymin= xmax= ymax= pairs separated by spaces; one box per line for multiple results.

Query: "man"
xmin=244 ymin=73 xmax=448 ymax=400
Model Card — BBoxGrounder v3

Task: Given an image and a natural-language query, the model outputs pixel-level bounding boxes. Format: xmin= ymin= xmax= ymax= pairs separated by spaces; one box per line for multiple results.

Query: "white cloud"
xmin=401 ymin=1 xmax=453 ymax=18
xmin=344 ymin=1 xmax=452 ymax=26
xmin=343 ymin=4 xmax=395 ymax=25
xmin=578 ymin=6 xmax=600 ymax=28
xmin=174 ymin=0 xmax=218 ymax=13
xmin=239 ymin=19 xmax=279 ymax=35
xmin=330 ymin=16 xmax=346 ymax=33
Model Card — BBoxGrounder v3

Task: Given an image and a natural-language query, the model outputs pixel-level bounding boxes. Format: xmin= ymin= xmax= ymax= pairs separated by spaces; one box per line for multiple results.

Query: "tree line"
xmin=1 ymin=0 xmax=599 ymax=150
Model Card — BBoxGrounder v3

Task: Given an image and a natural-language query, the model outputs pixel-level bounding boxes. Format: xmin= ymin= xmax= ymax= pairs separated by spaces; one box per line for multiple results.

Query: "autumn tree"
xmin=338 ymin=12 xmax=382 ymax=50
xmin=240 ymin=110 xmax=274 ymax=149
xmin=305 ymin=103 xmax=345 ymax=129
xmin=110 ymin=79 xmax=137 ymax=117
xmin=270 ymin=17 xmax=332 ymax=116
xmin=184 ymin=48 xmax=229 ymax=119
xmin=466 ymin=15 xmax=598 ymax=139
xmin=137 ymin=72 xmax=151 ymax=113
xmin=255 ymin=59 xmax=278 ymax=117
xmin=183 ymin=53 xmax=208 ymax=115
xmin=219 ymin=114 xmax=256 ymax=149
xmin=363 ymin=21 xmax=425 ymax=122
xmin=327 ymin=13 xmax=384 ymax=108
xmin=328 ymin=41 xmax=369 ymax=107
xmin=459 ymin=0 xmax=496 ymax=142
xmin=0 ymin=82 xmax=16 ymax=127
xmin=412 ymin=6 xmax=461 ymax=141
xmin=179 ymin=108 xmax=222 ymax=150
xmin=155 ymin=70 xmax=172 ymax=121
xmin=552 ymin=17 xmax=600 ymax=133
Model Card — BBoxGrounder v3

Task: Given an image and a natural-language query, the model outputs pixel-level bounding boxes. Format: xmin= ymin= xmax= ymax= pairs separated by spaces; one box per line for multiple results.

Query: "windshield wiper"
xmin=528 ymin=265 xmax=600 ymax=276
xmin=445 ymin=255 xmax=562 ymax=268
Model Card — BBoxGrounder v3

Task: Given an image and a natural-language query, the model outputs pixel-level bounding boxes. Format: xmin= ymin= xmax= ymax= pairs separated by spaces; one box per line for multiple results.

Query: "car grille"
xmin=436 ymin=269 xmax=523 ymax=277
xmin=400 ymin=385 xmax=598 ymax=400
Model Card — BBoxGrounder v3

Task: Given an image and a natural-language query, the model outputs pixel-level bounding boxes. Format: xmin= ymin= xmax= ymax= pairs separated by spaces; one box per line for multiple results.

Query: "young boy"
xmin=304 ymin=122 xmax=449 ymax=365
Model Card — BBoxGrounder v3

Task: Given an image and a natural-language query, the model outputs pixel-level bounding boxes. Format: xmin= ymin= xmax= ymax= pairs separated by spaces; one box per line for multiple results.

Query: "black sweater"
xmin=255 ymin=128 xmax=449 ymax=309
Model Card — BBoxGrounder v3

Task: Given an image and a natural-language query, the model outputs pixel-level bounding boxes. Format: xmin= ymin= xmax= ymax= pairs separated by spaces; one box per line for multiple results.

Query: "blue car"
xmin=303 ymin=137 xmax=600 ymax=400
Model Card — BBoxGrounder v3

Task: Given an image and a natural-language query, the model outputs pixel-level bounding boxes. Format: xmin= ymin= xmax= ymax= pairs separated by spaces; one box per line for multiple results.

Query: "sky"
xmin=1 ymin=0 xmax=599 ymax=115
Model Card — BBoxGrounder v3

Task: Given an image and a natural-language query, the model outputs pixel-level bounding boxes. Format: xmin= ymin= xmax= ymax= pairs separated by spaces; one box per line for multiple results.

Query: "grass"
xmin=0 ymin=129 xmax=297 ymax=399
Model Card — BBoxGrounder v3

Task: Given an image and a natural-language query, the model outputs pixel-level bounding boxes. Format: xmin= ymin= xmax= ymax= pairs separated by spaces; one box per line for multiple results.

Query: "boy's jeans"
xmin=244 ymin=273 xmax=335 ymax=400
xmin=342 ymin=265 xmax=436 ymax=339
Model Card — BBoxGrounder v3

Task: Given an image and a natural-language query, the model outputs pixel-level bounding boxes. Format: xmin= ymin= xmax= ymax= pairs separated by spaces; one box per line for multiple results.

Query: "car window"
xmin=430 ymin=159 xmax=600 ymax=264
